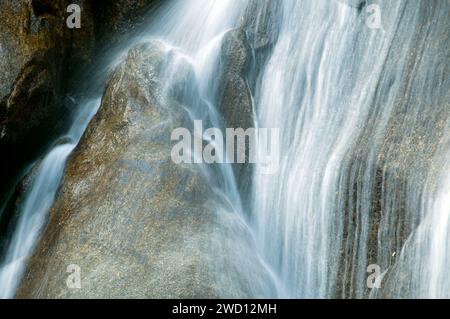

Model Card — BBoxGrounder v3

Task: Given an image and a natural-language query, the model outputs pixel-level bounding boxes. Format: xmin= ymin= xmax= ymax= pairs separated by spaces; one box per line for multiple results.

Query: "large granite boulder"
xmin=0 ymin=0 xmax=167 ymax=267
xmin=215 ymin=29 xmax=254 ymax=204
xmin=0 ymin=0 xmax=160 ymax=206
xmin=17 ymin=41 xmax=275 ymax=298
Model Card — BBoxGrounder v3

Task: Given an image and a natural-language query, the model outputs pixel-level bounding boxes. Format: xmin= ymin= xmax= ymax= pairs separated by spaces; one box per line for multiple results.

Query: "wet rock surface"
xmin=334 ymin=0 xmax=450 ymax=298
xmin=0 ymin=0 xmax=161 ymax=263
xmin=16 ymin=42 xmax=272 ymax=298
xmin=7 ymin=0 xmax=449 ymax=300
xmin=0 ymin=0 xmax=94 ymax=208
xmin=0 ymin=0 xmax=159 ymax=200
xmin=216 ymin=29 xmax=254 ymax=202
xmin=0 ymin=3 xmax=96 ymax=250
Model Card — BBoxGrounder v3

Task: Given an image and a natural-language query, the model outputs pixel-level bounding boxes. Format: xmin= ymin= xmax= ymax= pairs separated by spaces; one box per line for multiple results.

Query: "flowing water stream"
xmin=0 ymin=0 xmax=449 ymax=298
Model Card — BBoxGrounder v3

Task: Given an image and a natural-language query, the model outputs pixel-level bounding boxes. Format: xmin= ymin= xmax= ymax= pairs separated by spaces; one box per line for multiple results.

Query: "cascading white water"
xmin=420 ymin=156 xmax=450 ymax=298
xmin=139 ymin=0 xmax=284 ymax=297
xmin=0 ymin=98 xmax=100 ymax=298
xmin=0 ymin=0 xmax=268 ymax=298
xmin=1 ymin=0 xmax=449 ymax=298
xmin=252 ymin=0 xmax=450 ymax=298
xmin=252 ymin=0 xmax=403 ymax=298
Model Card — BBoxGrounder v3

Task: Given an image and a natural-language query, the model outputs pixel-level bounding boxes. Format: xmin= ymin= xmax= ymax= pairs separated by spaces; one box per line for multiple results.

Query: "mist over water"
xmin=0 ymin=0 xmax=449 ymax=298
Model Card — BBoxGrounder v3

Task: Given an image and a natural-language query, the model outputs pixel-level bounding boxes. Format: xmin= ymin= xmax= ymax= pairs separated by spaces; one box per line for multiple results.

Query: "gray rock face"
xmin=217 ymin=29 xmax=253 ymax=131
xmin=333 ymin=0 xmax=450 ymax=298
xmin=241 ymin=0 xmax=281 ymax=51
xmin=216 ymin=29 xmax=254 ymax=200
xmin=17 ymin=41 xmax=274 ymax=298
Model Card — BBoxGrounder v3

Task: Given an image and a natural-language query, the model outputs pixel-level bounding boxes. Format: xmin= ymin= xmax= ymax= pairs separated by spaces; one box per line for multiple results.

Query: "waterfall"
xmin=0 ymin=0 xmax=262 ymax=298
xmin=252 ymin=0 xmax=450 ymax=298
xmin=1 ymin=0 xmax=449 ymax=298
xmin=252 ymin=0 xmax=408 ymax=298
xmin=0 ymin=98 xmax=100 ymax=298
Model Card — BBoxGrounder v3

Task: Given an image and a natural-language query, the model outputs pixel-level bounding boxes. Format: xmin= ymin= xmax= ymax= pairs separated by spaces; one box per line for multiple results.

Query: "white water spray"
xmin=0 ymin=0 xmax=449 ymax=299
